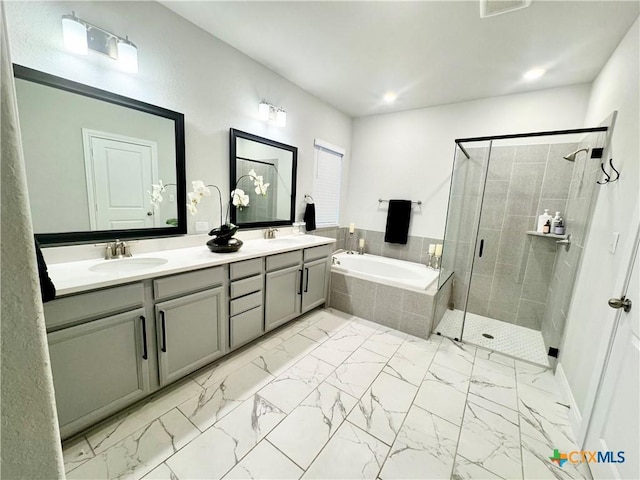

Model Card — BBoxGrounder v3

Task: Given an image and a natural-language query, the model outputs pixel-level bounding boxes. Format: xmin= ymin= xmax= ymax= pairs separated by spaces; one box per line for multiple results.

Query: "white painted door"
xmin=83 ymin=130 xmax=159 ymax=230
xmin=585 ymin=225 xmax=639 ymax=479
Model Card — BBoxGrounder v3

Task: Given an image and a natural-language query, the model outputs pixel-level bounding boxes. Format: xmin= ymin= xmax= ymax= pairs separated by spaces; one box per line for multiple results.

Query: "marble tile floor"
xmin=63 ymin=308 xmax=591 ymax=480
xmin=435 ymin=309 xmax=550 ymax=367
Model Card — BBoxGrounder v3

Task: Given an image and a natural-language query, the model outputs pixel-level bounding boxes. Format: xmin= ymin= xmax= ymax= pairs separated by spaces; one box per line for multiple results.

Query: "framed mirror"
xmin=230 ymin=129 xmax=297 ymax=228
xmin=13 ymin=65 xmax=186 ymax=245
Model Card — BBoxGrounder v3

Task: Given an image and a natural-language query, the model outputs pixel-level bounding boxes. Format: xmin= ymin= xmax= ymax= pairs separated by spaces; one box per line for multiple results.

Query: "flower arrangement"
xmin=149 ymin=169 xmax=269 ymax=252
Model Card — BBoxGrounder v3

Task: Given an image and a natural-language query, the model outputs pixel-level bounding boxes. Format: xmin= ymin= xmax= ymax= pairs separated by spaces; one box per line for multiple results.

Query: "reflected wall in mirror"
xmin=13 ymin=65 xmax=186 ymax=244
xmin=230 ymin=129 xmax=297 ymax=228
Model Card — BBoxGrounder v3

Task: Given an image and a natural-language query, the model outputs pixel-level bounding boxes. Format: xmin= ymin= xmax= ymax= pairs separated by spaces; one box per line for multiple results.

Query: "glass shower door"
xmin=434 ymin=141 xmax=492 ymax=341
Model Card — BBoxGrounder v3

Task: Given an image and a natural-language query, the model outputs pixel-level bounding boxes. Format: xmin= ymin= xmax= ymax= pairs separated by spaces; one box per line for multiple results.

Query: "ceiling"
xmin=161 ymin=1 xmax=639 ymax=118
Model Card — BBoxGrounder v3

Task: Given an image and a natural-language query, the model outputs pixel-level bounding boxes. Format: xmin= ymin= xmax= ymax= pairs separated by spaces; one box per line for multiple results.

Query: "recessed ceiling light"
xmin=383 ymin=92 xmax=397 ymax=103
xmin=523 ymin=68 xmax=546 ymax=81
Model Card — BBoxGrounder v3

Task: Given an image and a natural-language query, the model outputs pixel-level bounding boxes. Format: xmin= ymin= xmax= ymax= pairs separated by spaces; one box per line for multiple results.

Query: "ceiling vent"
xmin=480 ymin=0 xmax=532 ymax=18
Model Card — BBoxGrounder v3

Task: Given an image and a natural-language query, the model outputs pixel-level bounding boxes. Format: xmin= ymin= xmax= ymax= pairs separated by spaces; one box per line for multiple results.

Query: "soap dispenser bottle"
xmin=537 ymin=209 xmax=552 ymax=233
xmin=543 ymin=219 xmax=551 ymax=234
xmin=552 ymin=211 xmax=562 ymax=230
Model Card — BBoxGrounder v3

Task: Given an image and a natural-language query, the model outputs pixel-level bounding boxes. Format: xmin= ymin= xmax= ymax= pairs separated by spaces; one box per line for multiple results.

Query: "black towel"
xmin=384 ymin=200 xmax=412 ymax=244
xmin=35 ymin=238 xmax=56 ymax=303
xmin=304 ymin=202 xmax=316 ymax=231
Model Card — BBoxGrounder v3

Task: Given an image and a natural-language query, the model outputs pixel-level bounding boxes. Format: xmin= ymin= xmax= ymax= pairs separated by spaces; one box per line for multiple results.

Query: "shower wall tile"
xmin=516 ymin=299 xmax=545 ymax=330
xmin=466 ymin=274 xmax=492 ymax=317
xmin=479 ymin=181 xmax=508 ymax=230
xmin=496 ymin=216 xmax=534 ymax=266
xmin=472 ymin=228 xmax=500 ymax=277
xmin=487 ymin=263 xmax=523 ymax=322
xmin=435 ymin=275 xmax=453 ymax=326
xmin=541 ymin=153 xmax=575 ymax=200
xmin=514 ymin=144 xmax=550 ymax=163
xmin=383 ymin=243 xmax=408 ymax=261
xmin=521 ymin=247 xmax=556 ymax=303
xmin=505 ymin=163 xmax=546 ymax=216
xmin=486 ymin=146 xmax=515 ymax=182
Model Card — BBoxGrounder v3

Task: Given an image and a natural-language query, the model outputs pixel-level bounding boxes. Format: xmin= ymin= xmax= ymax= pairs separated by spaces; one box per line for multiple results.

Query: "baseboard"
xmin=556 ymin=362 xmax=584 ymax=445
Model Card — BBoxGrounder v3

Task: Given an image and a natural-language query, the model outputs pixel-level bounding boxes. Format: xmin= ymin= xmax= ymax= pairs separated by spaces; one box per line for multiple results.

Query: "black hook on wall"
xmin=597 ymin=158 xmax=620 ymax=185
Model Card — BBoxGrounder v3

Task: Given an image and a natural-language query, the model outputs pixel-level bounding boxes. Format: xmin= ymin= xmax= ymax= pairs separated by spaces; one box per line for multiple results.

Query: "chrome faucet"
xmin=264 ymin=227 xmax=279 ymax=239
xmin=332 ymin=256 xmax=341 ymax=265
xmin=104 ymin=240 xmax=132 ymax=259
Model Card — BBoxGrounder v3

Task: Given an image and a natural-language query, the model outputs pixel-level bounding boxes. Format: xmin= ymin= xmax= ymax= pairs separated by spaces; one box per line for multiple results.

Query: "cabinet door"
xmin=47 ymin=308 xmax=150 ymax=439
xmin=302 ymin=258 xmax=329 ymax=313
xmin=156 ymin=287 xmax=224 ymax=386
xmin=265 ymin=264 xmax=302 ymax=331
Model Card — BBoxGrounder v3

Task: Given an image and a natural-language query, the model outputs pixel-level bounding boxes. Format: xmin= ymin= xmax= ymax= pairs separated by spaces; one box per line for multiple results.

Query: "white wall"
xmin=347 ymin=84 xmax=591 ymax=238
xmin=558 ymin=17 xmax=639 ymax=436
xmin=5 ymin=1 xmax=352 ymax=235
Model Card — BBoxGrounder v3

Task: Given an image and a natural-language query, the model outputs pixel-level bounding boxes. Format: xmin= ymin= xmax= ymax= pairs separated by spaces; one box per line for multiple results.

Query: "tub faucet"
xmin=332 ymin=256 xmax=341 ymax=265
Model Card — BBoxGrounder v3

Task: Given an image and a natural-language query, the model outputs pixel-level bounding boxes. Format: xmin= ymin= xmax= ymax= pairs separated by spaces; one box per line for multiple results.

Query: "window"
xmin=312 ymin=139 xmax=344 ymax=227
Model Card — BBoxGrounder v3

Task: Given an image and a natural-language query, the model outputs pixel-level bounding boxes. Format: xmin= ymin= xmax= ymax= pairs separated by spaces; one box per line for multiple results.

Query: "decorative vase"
xmin=206 ymin=223 xmax=243 ymax=253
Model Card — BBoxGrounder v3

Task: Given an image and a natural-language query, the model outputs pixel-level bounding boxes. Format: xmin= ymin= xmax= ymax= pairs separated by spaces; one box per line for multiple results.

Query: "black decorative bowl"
xmin=206 ymin=223 xmax=242 ymax=253
xmin=206 ymin=237 xmax=243 ymax=253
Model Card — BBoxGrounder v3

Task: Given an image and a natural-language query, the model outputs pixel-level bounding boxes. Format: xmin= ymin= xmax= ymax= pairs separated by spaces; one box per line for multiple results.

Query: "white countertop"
xmin=48 ymin=235 xmax=336 ymax=297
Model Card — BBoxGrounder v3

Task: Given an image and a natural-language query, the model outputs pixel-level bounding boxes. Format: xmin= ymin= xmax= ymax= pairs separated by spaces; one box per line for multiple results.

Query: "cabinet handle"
xmin=298 ymin=269 xmax=303 ymax=295
xmin=160 ymin=311 xmax=167 ymax=353
xmin=479 ymin=239 xmax=484 ymax=258
xmin=140 ymin=315 xmax=148 ymax=360
xmin=304 ymin=267 xmax=309 ymax=293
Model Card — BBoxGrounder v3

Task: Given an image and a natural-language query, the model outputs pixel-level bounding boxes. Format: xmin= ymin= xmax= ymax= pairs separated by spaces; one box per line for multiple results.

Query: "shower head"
xmin=563 ymin=148 xmax=589 ymax=162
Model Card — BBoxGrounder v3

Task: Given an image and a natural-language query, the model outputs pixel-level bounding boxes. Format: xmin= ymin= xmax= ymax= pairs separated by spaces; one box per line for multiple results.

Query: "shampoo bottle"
xmin=552 ymin=211 xmax=562 ymax=230
xmin=554 ymin=218 xmax=565 ymax=235
xmin=537 ymin=209 xmax=552 ymax=233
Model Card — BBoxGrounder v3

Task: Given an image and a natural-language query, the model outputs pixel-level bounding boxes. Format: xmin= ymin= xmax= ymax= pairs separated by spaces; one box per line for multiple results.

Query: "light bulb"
xmin=117 ymin=38 xmax=138 ymax=73
xmin=62 ymin=15 xmax=88 ymax=55
xmin=523 ymin=68 xmax=546 ymax=81
xmin=258 ymin=102 xmax=270 ymax=121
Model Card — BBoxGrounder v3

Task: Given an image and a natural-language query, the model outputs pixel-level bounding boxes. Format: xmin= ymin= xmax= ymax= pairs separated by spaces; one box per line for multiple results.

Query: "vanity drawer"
xmin=230 ymin=306 xmax=263 ymax=349
xmin=304 ymin=244 xmax=333 ymax=262
xmin=266 ymin=250 xmax=302 ymax=272
xmin=230 ymin=275 xmax=263 ymax=299
xmin=44 ymin=283 xmax=144 ymax=330
xmin=230 ymin=291 xmax=262 ymax=316
xmin=154 ymin=267 xmax=224 ymax=301
xmin=230 ymin=258 xmax=262 ymax=280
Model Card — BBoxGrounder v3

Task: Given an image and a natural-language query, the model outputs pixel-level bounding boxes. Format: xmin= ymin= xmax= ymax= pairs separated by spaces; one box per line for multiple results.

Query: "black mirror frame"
xmin=13 ymin=64 xmax=187 ymax=245
xmin=229 ymin=128 xmax=297 ymax=229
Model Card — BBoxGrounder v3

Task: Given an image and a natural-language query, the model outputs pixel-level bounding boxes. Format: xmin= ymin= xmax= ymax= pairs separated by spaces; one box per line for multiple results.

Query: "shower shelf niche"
xmin=526 ymin=230 xmax=568 ymax=240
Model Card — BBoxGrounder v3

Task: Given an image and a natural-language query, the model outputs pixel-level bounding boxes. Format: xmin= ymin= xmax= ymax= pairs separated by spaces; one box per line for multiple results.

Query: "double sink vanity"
xmin=44 ymin=235 xmax=335 ymax=439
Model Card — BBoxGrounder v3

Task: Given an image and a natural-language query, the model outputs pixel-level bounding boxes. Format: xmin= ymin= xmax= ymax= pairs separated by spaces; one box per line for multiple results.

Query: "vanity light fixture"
xmin=61 ymin=12 xmax=138 ymax=73
xmin=258 ymin=100 xmax=287 ymax=127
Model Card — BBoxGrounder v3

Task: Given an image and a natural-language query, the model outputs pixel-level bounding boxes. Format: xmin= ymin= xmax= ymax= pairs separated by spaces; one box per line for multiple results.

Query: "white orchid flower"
xmin=254 ymin=182 xmax=269 ymax=196
xmin=248 ymin=169 xmax=257 ymax=178
xmin=191 ymin=180 xmax=211 ymax=198
xmin=148 ymin=181 xmax=167 ymax=209
xmin=231 ymin=189 xmax=250 ymax=209
xmin=187 ymin=202 xmax=198 ymax=215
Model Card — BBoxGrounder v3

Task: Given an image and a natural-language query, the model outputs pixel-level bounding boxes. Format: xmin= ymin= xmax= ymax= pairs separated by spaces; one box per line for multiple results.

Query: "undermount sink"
xmin=89 ymin=257 xmax=168 ymax=274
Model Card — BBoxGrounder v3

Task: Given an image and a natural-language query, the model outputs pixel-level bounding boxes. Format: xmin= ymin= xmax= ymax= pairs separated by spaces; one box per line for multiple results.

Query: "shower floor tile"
xmin=435 ymin=309 xmax=550 ymax=367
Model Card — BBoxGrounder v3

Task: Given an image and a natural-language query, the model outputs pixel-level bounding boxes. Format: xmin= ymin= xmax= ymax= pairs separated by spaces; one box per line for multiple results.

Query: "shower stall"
xmin=434 ymin=119 xmax=615 ymax=367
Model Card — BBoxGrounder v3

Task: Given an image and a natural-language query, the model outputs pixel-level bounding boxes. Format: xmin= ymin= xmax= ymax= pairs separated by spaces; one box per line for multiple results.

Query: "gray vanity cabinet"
xmin=47 ymin=308 xmax=151 ymax=439
xmin=154 ymin=267 xmax=226 ymax=387
xmin=155 ymin=288 xmax=224 ymax=386
xmin=301 ymin=257 xmax=329 ymax=313
xmin=265 ymin=249 xmax=304 ymax=331
xmin=229 ymin=258 xmax=264 ymax=350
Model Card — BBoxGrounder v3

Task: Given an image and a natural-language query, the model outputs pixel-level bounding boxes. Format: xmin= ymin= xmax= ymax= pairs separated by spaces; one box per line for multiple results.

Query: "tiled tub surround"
xmin=329 ymin=268 xmax=437 ymax=339
xmin=443 ymin=143 xmax=578 ymax=332
xmin=313 ymin=226 xmax=442 ymax=264
xmin=62 ymin=308 xmax=591 ymax=480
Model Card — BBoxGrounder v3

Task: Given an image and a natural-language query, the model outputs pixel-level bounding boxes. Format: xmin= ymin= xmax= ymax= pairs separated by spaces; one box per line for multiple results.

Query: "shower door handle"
xmin=478 ymin=239 xmax=484 ymax=258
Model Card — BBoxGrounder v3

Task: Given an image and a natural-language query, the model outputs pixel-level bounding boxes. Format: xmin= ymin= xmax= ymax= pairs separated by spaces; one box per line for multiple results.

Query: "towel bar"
xmin=378 ymin=198 xmax=422 ymax=205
